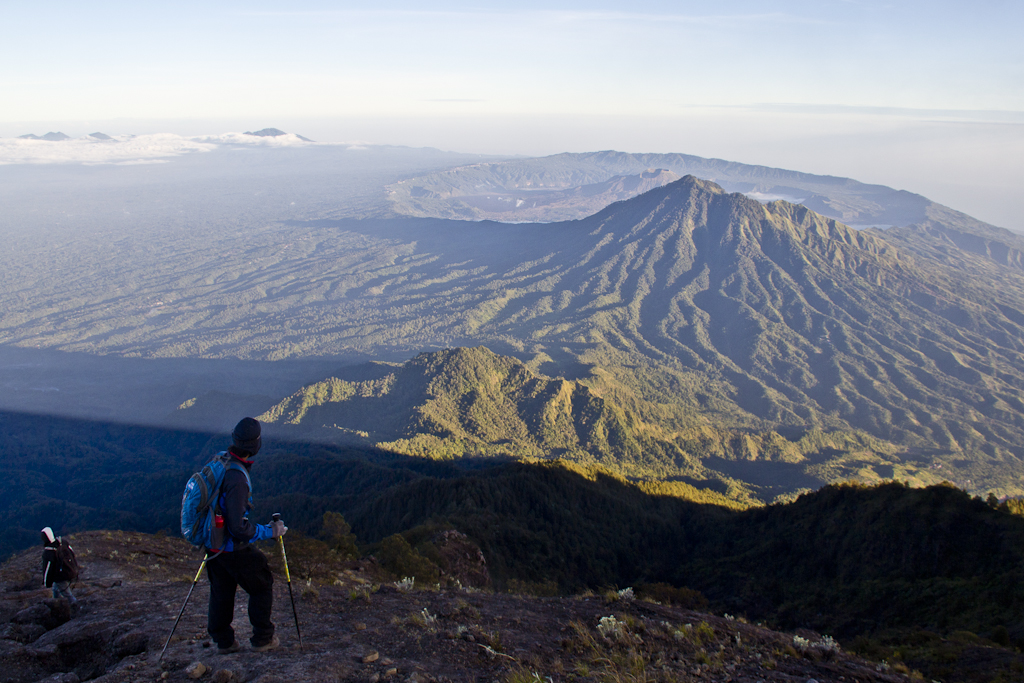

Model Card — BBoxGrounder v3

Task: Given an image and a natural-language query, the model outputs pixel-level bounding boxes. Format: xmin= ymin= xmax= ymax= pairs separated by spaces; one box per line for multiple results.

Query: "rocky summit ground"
xmin=0 ymin=531 xmax=915 ymax=683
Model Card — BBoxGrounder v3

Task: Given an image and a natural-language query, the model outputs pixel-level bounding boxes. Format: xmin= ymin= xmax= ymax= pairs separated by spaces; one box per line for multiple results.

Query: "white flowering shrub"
xmin=818 ymin=635 xmax=840 ymax=652
xmin=597 ymin=615 xmax=626 ymax=639
xmin=616 ymin=587 xmax=634 ymax=601
xmin=794 ymin=634 xmax=841 ymax=655
xmin=672 ymin=623 xmax=693 ymax=641
xmin=395 ymin=576 xmax=415 ymax=592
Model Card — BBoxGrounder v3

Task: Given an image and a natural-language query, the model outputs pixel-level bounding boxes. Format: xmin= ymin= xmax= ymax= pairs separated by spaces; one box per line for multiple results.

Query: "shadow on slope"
xmin=4 ymin=409 xmax=1024 ymax=648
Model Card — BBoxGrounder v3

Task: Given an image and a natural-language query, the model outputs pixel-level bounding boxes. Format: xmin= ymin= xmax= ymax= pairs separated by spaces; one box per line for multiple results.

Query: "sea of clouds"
xmin=0 ymin=132 xmax=316 ymax=165
xmin=743 ymin=191 xmax=806 ymax=204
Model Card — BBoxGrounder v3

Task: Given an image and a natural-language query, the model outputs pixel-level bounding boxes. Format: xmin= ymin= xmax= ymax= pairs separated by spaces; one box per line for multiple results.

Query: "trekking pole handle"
xmin=272 ymin=513 xmax=281 ymax=522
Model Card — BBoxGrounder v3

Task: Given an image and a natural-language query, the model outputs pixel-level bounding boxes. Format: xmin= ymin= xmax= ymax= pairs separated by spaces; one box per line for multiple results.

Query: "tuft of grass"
xmin=694 ymin=621 xmax=715 ymax=645
xmin=408 ymin=607 xmax=438 ymax=630
xmin=453 ymin=598 xmax=481 ymax=620
xmin=502 ymin=667 xmax=546 ymax=683
xmin=301 ymin=578 xmax=320 ymax=602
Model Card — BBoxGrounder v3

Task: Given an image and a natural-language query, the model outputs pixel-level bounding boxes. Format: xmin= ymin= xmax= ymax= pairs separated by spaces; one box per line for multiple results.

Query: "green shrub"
xmin=507 ymin=578 xmax=560 ymax=597
xmin=991 ymin=625 xmax=1011 ymax=646
xmin=376 ymin=533 xmax=441 ymax=584
xmin=320 ymin=511 xmax=360 ymax=559
xmin=635 ymin=582 xmax=708 ymax=609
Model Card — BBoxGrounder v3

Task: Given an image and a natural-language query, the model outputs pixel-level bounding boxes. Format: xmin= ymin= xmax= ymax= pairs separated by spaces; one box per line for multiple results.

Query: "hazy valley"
xmin=4 ymin=146 xmax=1024 ymax=496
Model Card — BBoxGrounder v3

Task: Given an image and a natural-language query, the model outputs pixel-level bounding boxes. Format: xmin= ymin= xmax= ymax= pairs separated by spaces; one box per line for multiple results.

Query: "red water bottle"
xmin=211 ymin=513 xmax=226 ymax=550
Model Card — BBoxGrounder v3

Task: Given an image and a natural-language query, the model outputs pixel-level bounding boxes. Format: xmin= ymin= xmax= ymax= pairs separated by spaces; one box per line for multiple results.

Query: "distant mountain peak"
xmin=244 ymin=127 xmax=288 ymax=137
xmin=87 ymin=132 xmax=112 ymax=140
xmin=594 ymin=173 xmax=895 ymax=264
xmin=243 ymin=127 xmax=315 ymax=142
xmin=17 ymin=132 xmax=70 ymax=141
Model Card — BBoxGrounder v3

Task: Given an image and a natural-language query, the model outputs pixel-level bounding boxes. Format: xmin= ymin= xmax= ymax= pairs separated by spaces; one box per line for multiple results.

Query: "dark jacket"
xmin=216 ymin=450 xmax=271 ymax=552
xmin=42 ymin=541 xmax=73 ymax=586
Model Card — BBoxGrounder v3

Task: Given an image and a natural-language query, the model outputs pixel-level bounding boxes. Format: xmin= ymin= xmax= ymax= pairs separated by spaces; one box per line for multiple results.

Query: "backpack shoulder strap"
xmin=226 ymin=461 xmax=252 ymax=493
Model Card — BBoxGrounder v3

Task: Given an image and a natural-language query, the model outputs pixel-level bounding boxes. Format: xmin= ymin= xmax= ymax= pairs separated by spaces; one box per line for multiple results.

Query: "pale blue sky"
xmin=3 ymin=0 xmax=1022 ymax=228
xmin=5 ymin=0 xmax=1021 ymax=117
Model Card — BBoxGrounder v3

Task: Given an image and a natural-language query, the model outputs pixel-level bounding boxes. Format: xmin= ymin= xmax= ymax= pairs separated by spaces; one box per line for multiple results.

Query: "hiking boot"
xmin=217 ymin=640 xmax=242 ymax=654
xmin=251 ymin=635 xmax=279 ymax=652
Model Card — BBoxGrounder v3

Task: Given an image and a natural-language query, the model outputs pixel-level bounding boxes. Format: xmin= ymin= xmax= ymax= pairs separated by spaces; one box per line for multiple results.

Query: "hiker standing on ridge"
xmin=206 ymin=417 xmax=287 ymax=654
xmin=41 ymin=527 xmax=78 ymax=610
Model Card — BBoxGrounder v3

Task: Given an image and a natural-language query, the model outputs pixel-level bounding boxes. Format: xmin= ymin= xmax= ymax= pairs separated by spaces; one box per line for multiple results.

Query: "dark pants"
xmin=207 ymin=546 xmax=275 ymax=648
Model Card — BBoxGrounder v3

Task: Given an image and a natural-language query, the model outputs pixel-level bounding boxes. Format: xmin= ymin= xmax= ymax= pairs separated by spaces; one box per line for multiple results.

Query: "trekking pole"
xmin=158 ymin=553 xmax=210 ymax=662
xmin=273 ymin=513 xmax=303 ymax=652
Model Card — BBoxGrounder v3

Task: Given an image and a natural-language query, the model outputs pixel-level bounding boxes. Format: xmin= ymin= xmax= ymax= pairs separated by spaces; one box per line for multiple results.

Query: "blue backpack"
xmin=180 ymin=452 xmax=251 ymax=551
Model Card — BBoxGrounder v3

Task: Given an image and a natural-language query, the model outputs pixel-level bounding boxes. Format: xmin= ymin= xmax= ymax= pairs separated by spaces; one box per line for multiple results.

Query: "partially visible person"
xmin=41 ymin=527 xmax=78 ymax=609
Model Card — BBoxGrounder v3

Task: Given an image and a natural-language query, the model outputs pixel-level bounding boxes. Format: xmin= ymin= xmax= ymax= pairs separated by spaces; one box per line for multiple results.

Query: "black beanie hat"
xmin=232 ymin=417 xmax=262 ymax=455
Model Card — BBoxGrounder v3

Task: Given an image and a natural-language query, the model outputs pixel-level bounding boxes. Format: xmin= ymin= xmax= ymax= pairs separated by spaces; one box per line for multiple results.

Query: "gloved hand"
xmin=271 ymin=519 xmax=288 ymax=538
